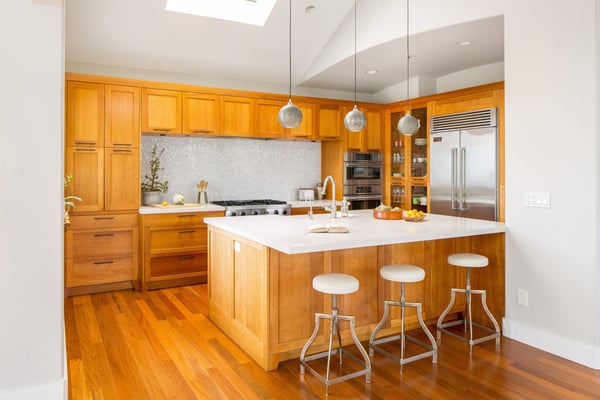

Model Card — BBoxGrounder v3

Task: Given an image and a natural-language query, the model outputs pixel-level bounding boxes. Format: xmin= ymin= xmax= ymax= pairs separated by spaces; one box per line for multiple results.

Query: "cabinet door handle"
xmin=94 ymin=216 xmax=115 ymax=220
xmin=93 ymin=260 xmax=114 ymax=265
xmin=192 ymin=129 xmax=212 ymax=134
xmin=75 ymin=148 xmax=96 ymax=152
xmin=112 ymin=149 xmax=132 ymax=153
xmin=74 ymin=141 xmax=96 ymax=145
xmin=178 ymin=255 xmax=196 ymax=260
xmin=152 ymin=128 xmax=172 ymax=132
xmin=112 ymin=143 xmax=132 ymax=147
xmin=178 ymin=230 xmax=196 ymax=234
xmin=94 ymin=233 xmax=114 ymax=237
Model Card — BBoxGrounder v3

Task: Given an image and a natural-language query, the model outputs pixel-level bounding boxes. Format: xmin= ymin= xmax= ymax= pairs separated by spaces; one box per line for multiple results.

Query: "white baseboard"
xmin=0 ymin=378 xmax=66 ymax=400
xmin=503 ymin=318 xmax=600 ymax=370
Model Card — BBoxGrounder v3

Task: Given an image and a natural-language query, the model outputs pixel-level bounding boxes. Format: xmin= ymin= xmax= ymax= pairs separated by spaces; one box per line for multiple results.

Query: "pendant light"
xmin=397 ymin=0 xmax=420 ymax=136
xmin=344 ymin=0 xmax=367 ymax=132
xmin=278 ymin=0 xmax=303 ymax=129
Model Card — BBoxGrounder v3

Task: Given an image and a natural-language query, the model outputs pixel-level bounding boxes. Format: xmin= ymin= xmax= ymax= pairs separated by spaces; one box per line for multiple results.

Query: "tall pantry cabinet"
xmin=64 ymin=80 xmax=141 ymax=295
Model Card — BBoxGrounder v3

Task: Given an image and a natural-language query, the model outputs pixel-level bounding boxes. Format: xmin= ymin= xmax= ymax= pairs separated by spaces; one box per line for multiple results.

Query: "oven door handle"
xmin=344 ymin=195 xmax=383 ymax=201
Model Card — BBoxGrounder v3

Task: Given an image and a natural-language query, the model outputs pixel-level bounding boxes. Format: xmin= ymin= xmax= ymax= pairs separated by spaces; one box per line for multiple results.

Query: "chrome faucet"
xmin=321 ymin=175 xmax=337 ymax=220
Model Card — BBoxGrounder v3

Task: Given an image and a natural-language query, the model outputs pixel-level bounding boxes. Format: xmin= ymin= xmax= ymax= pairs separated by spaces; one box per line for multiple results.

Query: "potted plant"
xmin=64 ymin=173 xmax=82 ymax=224
xmin=141 ymin=144 xmax=169 ymax=205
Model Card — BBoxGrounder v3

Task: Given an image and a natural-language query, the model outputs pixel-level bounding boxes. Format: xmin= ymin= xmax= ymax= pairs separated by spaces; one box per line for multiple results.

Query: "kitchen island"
xmin=205 ymin=210 xmax=505 ymax=371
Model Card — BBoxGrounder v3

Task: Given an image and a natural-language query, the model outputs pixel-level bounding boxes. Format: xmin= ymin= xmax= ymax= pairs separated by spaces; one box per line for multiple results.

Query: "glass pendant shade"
xmin=398 ymin=111 xmax=420 ymax=136
xmin=344 ymin=105 xmax=367 ymax=132
xmin=278 ymin=99 xmax=303 ymax=128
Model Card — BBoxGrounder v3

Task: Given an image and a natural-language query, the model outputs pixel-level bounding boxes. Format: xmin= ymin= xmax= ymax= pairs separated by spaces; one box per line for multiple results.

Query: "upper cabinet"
xmin=182 ymin=92 xmax=219 ymax=135
xmin=220 ymin=96 xmax=255 ymax=137
xmin=344 ymin=106 xmax=383 ymax=152
xmin=285 ymin=102 xmax=315 ymax=140
xmin=317 ymin=104 xmax=341 ymax=140
xmin=141 ymin=88 xmax=182 ymax=134
xmin=105 ymin=85 xmax=140 ymax=148
xmin=66 ymin=81 xmax=105 ymax=147
xmin=255 ymin=99 xmax=286 ymax=139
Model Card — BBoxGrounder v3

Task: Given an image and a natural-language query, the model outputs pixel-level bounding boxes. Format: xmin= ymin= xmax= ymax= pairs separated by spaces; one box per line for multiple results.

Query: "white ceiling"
xmin=65 ymin=0 xmax=504 ymax=97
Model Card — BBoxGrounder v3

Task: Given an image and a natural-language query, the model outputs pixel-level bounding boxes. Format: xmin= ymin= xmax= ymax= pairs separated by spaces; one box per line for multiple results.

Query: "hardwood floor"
xmin=64 ymin=284 xmax=600 ymax=399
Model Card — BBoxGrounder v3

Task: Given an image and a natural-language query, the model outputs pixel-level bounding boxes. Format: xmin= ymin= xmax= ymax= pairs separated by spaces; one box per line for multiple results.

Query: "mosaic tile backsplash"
xmin=142 ymin=136 xmax=322 ymax=204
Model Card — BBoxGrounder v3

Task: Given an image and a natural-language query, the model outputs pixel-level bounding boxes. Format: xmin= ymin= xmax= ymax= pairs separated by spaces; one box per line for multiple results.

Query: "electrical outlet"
xmin=517 ymin=288 xmax=528 ymax=306
xmin=524 ymin=192 xmax=551 ymax=208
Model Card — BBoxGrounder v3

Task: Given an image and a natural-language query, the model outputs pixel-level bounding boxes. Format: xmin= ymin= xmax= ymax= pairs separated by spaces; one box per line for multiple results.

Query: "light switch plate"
xmin=524 ymin=192 xmax=551 ymax=208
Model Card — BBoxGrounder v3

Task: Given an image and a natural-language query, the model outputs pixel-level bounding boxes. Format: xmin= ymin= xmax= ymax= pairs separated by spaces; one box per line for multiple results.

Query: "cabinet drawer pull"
xmin=75 ymin=141 xmax=96 ymax=145
xmin=112 ymin=143 xmax=132 ymax=146
xmin=152 ymin=128 xmax=172 ymax=132
xmin=112 ymin=149 xmax=132 ymax=153
xmin=93 ymin=260 xmax=114 ymax=265
xmin=192 ymin=129 xmax=212 ymax=134
xmin=178 ymin=255 xmax=196 ymax=260
xmin=94 ymin=216 xmax=115 ymax=220
xmin=94 ymin=233 xmax=114 ymax=237
xmin=178 ymin=230 xmax=196 ymax=234
xmin=178 ymin=214 xmax=195 ymax=218
xmin=75 ymin=148 xmax=96 ymax=152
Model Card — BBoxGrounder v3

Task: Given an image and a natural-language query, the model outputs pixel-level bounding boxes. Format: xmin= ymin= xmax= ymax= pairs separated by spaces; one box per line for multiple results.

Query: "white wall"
xmin=0 ymin=1 xmax=66 ymax=399
xmin=502 ymin=0 xmax=599 ymax=368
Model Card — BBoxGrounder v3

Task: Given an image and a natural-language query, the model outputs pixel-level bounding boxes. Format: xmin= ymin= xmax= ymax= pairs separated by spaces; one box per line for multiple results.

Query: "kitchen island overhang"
xmin=205 ymin=210 xmax=505 ymax=371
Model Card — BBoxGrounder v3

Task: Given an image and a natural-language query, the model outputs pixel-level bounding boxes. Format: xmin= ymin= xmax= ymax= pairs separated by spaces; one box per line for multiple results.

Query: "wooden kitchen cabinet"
xmin=220 ymin=96 xmax=254 ymax=137
xmin=316 ymin=104 xmax=341 ymax=140
xmin=285 ymin=102 xmax=315 ymax=140
xmin=141 ymin=88 xmax=182 ymax=133
xmin=344 ymin=106 xmax=383 ymax=152
xmin=140 ymin=211 xmax=224 ymax=291
xmin=105 ymin=148 xmax=140 ymax=211
xmin=255 ymin=99 xmax=286 ymax=139
xmin=65 ymin=81 xmax=105 ymax=147
xmin=65 ymin=146 xmax=104 ymax=212
xmin=65 ymin=213 xmax=138 ymax=296
xmin=182 ymin=92 xmax=219 ymax=135
xmin=105 ymin=85 xmax=140 ymax=147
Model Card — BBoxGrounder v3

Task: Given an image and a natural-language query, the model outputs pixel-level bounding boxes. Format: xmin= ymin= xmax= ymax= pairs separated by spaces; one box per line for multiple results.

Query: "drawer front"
xmin=150 ymin=253 xmax=207 ymax=278
xmin=69 ymin=213 xmax=138 ymax=229
xmin=142 ymin=211 xmax=224 ymax=227
xmin=70 ymin=229 xmax=134 ymax=258
xmin=149 ymin=226 xmax=207 ymax=252
xmin=66 ymin=256 xmax=134 ymax=287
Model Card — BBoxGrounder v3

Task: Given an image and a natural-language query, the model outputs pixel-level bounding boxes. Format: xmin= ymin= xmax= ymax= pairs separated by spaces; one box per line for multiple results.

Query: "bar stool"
xmin=436 ymin=253 xmax=501 ymax=353
xmin=369 ymin=265 xmax=437 ymax=373
xmin=300 ymin=273 xmax=371 ymax=396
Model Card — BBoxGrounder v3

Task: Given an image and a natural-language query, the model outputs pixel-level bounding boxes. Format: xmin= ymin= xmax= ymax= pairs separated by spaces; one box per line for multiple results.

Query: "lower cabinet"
xmin=65 ymin=213 xmax=138 ymax=296
xmin=140 ymin=211 xmax=224 ymax=291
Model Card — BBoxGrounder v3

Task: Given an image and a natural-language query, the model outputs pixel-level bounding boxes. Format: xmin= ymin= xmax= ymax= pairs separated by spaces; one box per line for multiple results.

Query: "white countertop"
xmin=204 ymin=209 xmax=505 ymax=254
xmin=139 ymin=204 xmax=225 ymax=214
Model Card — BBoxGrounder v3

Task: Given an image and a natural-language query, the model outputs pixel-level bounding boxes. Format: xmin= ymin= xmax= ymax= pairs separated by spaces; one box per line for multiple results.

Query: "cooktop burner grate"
xmin=212 ymin=199 xmax=288 ymax=207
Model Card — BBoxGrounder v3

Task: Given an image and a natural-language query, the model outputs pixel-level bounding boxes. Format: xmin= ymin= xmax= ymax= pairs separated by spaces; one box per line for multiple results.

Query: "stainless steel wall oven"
xmin=343 ymin=151 xmax=383 ymax=209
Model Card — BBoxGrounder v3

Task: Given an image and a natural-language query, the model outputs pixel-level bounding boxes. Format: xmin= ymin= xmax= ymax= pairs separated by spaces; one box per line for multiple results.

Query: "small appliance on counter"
xmin=298 ymin=188 xmax=316 ymax=201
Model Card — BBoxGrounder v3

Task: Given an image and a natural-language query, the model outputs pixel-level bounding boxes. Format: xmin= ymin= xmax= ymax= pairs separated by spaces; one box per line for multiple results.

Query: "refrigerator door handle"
xmin=459 ymin=147 xmax=468 ymax=211
xmin=451 ymin=147 xmax=458 ymax=210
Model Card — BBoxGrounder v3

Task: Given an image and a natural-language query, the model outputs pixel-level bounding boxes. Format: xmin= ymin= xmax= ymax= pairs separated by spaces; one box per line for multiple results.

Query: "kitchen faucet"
xmin=321 ymin=175 xmax=336 ymax=220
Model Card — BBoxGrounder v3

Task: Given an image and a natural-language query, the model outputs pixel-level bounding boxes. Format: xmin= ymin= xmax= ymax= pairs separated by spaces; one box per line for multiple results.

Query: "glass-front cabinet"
xmin=388 ymin=105 xmax=429 ymax=211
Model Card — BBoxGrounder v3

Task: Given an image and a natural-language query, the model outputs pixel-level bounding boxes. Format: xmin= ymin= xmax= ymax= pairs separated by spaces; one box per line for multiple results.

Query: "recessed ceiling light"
xmin=305 ymin=5 xmax=316 ymax=13
xmin=165 ymin=0 xmax=277 ymax=26
xmin=365 ymin=70 xmax=378 ymax=75
xmin=456 ymin=41 xmax=473 ymax=46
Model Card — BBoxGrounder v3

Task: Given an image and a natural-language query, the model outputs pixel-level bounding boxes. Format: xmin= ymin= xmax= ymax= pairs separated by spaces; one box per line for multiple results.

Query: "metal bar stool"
xmin=300 ymin=273 xmax=371 ymax=396
xmin=369 ymin=264 xmax=437 ymax=373
xmin=436 ymin=253 xmax=501 ymax=353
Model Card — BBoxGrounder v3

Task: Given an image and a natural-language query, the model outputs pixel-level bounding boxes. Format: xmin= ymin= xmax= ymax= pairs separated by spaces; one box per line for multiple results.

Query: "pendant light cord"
xmin=406 ymin=0 xmax=410 ymax=103
xmin=288 ymin=0 xmax=292 ymax=100
xmin=353 ymin=0 xmax=357 ymax=105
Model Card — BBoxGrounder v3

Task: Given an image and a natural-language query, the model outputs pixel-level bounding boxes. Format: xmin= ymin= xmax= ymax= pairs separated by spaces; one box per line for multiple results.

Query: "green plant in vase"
xmin=64 ymin=173 xmax=82 ymax=224
xmin=141 ymin=144 xmax=169 ymax=205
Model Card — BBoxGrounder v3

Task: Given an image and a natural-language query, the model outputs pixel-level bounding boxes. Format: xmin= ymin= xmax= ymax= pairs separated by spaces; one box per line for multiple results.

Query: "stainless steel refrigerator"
xmin=429 ymin=108 xmax=498 ymax=221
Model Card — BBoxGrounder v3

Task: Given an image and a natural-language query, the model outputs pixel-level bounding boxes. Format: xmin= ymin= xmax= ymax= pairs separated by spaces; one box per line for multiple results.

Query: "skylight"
xmin=165 ymin=0 xmax=277 ymax=26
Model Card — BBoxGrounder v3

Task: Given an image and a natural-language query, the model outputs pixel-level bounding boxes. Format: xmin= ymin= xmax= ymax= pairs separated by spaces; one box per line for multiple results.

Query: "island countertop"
xmin=204 ymin=210 xmax=505 ymax=255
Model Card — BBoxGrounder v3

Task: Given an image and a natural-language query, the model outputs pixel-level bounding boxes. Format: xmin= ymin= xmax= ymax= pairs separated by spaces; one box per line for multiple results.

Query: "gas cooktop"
xmin=212 ymin=199 xmax=291 ymax=216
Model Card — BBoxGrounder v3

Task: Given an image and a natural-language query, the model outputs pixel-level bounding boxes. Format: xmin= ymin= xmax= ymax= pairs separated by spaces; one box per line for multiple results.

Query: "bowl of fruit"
xmin=403 ymin=209 xmax=426 ymax=222
xmin=373 ymin=204 xmax=403 ymax=220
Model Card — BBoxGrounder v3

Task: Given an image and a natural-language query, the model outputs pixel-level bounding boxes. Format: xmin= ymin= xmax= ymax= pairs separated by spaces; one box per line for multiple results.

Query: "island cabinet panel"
xmin=208 ymin=228 xmax=235 ymax=316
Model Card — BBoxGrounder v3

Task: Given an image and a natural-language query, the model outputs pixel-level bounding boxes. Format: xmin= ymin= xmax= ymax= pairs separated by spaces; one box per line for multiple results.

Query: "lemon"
xmin=162 ymin=201 xmax=168 ymax=206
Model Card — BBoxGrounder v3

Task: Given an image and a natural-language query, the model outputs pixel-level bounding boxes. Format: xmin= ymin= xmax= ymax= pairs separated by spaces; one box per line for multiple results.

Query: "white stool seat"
xmin=448 ymin=253 xmax=488 ymax=268
xmin=312 ymin=273 xmax=359 ymax=295
xmin=380 ymin=264 xmax=425 ymax=283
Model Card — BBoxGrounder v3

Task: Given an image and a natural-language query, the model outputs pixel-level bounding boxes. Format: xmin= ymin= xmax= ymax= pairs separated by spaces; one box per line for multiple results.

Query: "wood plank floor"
xmin=64 ymin=284 xmax=600 ymax=399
